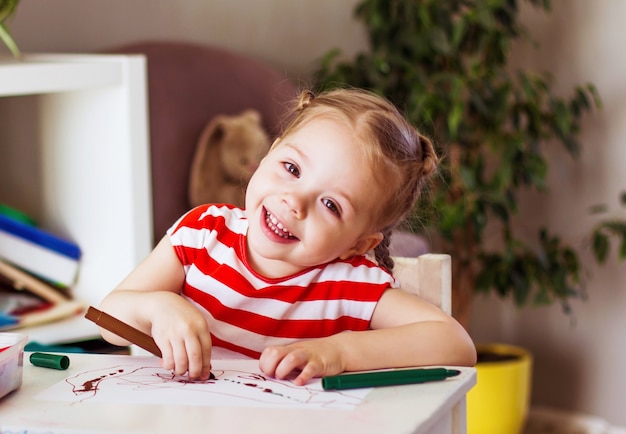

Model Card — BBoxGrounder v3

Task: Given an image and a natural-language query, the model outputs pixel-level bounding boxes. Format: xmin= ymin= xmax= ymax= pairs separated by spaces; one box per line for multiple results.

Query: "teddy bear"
xmin=188 ymin=109 xmax=270 ymax=209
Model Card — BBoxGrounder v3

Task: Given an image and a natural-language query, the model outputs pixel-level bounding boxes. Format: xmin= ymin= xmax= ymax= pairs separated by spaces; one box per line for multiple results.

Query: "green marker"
xmin=322 ymin=367 xmax=461 ymax=390
xmin=29 ymin=352 xmax=70 ymax=370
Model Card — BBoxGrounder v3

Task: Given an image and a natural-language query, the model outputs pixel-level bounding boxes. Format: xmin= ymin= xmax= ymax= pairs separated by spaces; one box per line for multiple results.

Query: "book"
xmin=0 ymin=213 xmax=81 ymax=287
xmin=0 ymin=259 xmax=85 ymax=331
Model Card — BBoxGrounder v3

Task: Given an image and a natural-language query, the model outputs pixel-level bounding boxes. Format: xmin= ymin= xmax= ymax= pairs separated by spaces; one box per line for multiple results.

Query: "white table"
xmin=1 ymin=352 xmax=475 ymax=434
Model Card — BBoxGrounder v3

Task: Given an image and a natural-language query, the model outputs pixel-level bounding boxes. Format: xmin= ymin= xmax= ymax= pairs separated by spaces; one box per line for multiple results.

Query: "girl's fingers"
xmin=198 ymin=332 xmax=213 ymax=380
xmin=185 ymin=335 xmax=212 ymax=380
xmin=260 ymin=346 xmax=319 ymax=385
xmin=276 ymin=351 xmax=323 ymax=385
xmin=293 ymin=362 xmax=320 ymax=386
xmin=157 ymin=339 xmax=175 ymax=372
xmin=274 ymin=349 xmax=308 ymax=379
xmin=170 ymin=339 xmax=190 ymax=376
xmin=259 ymin=345 xmax=290 ymax=377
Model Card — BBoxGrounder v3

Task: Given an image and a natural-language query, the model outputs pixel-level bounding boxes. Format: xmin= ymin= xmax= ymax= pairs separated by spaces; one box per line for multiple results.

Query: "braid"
xmin=374 ymin=227 xmax=395 ymax=272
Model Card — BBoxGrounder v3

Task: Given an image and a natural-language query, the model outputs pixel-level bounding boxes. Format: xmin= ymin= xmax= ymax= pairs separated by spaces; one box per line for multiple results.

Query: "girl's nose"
xmin=281 ymin=192 xmax=306 ymax=219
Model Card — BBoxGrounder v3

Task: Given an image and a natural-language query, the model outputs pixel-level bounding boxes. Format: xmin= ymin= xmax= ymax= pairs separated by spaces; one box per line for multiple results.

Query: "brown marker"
xmin=85 ymin=306 xmax=162 ymax=357
xmin=85 ymin=306 xmax=215 ymax=380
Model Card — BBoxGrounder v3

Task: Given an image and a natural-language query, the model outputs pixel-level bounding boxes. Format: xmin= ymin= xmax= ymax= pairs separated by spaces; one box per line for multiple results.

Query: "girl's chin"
xmin=245 ymin=248 xmax=307 ymax=278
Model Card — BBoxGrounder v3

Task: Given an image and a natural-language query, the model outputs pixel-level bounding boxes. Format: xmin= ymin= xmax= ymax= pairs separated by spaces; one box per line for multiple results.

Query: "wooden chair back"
xmin=391 ymin=254 xmax=451 ymax=314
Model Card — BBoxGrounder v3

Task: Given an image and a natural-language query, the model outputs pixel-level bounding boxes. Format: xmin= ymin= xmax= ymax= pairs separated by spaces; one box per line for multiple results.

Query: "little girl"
xmin=98 ymin=88 xmax=476 ymax=385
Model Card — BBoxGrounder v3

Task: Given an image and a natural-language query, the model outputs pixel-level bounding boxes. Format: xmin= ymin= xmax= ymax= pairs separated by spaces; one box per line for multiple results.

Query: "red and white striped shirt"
xmin=167 ymin=204 xmax=395 ymax=358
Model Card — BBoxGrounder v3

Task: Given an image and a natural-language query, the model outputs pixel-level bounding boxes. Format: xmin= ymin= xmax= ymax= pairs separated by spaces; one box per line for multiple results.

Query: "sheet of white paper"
xmin=35 ymin=357 xmax=371 ymax=410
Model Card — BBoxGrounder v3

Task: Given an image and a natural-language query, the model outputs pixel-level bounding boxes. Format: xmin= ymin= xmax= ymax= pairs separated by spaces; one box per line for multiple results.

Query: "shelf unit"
xmin=0 ymin=54 xmax=153 ymax=344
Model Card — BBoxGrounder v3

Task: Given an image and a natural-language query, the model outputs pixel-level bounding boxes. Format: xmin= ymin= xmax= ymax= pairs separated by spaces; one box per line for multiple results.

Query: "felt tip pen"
xmin=322 ymin=367 xmax=461 ymax=390
xmin=30 ymin=352 xmax=70 ymax=370
xmin=84 ymin=306 xmax=162 ymax=357
xmin=85 ymin=306 xmax=216 ymax=380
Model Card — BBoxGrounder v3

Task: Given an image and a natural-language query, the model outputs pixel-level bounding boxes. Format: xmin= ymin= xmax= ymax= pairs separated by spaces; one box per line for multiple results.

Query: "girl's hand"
xmin=259 ymin=289 xmax=477 ymax=387
xmin=99 ymin=237 xmax=213 ymax=381
xmin=148 ymin=292 xmax=213 ymax=381
xmin=259 ymin=337 xmax=345 ymax=386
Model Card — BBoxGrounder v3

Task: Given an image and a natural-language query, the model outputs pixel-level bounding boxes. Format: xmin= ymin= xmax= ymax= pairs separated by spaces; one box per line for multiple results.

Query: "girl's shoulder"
xmin=167 ymin=204 xmax=247 ymax=266
xmin=169 ymin=204 xmax=246 ymax=234
xmin=314 ymin=255 xmax=396 ymax=287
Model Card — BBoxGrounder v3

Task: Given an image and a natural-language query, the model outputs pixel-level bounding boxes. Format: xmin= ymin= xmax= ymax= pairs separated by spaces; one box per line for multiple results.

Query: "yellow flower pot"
xmin=467 ymin=343 xmax=533 ymax=434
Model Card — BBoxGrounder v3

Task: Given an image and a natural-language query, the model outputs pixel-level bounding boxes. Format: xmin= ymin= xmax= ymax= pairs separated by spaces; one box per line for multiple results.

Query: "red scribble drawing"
xmin=40 ymin=359 xmax=368 ymax=410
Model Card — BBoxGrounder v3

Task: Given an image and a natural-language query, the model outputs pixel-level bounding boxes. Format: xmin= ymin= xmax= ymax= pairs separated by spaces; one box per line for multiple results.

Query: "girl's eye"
xmin=283 ymin=162 xmax=300 ymax=177
xmin=322 ymin=198 xmax=341 ymax=216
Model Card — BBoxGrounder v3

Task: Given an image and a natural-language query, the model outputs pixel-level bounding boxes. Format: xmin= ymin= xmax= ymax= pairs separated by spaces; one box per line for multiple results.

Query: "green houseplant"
xmin=0 ymin=0 xmax=21 ymax=59
xmin=314 ymin=0 xmax=626 ymax=327
xmin=314 ymin=1 xmax=626 ymax=432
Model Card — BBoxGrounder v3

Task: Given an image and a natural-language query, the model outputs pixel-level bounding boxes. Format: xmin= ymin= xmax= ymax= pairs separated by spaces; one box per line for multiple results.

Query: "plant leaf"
xmin=0 ymin=22 xmax=20 ymax=59
xmin=592 ymin=231 xmax=610 ymax=263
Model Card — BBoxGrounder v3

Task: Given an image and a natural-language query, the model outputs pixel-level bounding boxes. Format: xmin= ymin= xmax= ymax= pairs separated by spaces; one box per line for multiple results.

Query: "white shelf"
xmin=0 ymin=54 xmax=153 ymax=344
xmin=0 ymin=54 xmax=124 ymax=96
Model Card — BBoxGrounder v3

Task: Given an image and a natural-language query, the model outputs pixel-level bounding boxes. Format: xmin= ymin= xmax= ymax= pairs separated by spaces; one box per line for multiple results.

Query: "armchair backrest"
xmin=106 ymin=41 xmax=298 ymax=244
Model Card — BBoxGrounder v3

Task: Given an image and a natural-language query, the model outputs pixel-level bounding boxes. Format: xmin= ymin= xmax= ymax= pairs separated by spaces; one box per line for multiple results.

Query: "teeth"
xmin=265 ymin=211 xmax=294 ymax=238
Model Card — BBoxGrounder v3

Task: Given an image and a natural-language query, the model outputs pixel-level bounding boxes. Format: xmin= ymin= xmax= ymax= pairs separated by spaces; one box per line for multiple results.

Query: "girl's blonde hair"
xmin=279 ymin=88 xmax=439 ymax=271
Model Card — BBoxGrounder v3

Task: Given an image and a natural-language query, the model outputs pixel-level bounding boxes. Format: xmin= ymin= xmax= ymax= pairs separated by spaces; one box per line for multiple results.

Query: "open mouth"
xmin=264 ymin=209 xmax=297 ymax=240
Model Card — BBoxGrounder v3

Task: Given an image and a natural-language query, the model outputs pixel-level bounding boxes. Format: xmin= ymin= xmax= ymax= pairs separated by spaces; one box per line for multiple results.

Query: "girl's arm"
xmin=98 ymin=236 xmax=213 ymax=380
xmin=259 ymin=288 xmax=476 ymax=385
xmin=98 ymin=237 xmax=185 ymax=336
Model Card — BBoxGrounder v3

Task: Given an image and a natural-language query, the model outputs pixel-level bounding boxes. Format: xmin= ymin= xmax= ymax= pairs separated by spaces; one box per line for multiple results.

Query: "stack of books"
xmin=0 ymin=205 xmax=84 ymax=330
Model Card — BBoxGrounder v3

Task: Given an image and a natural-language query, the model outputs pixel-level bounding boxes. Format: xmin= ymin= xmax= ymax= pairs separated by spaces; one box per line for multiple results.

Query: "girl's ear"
xmin=339 ymin=232 xmax=383 ymax=260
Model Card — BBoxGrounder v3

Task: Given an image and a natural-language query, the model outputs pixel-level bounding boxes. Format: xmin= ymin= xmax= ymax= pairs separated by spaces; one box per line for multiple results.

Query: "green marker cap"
xmin=29 ymin=352 xmax=70 ymax=370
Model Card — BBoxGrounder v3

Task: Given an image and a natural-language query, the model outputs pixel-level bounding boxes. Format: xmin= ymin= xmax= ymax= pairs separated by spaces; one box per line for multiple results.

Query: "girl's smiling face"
xmin=244 ymin=116 xmax=384 ymax=278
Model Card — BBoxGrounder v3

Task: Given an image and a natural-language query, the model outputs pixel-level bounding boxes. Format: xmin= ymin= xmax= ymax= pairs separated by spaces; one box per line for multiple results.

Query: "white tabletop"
xmin=1 ymin=352 xmax=475 ymax=434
